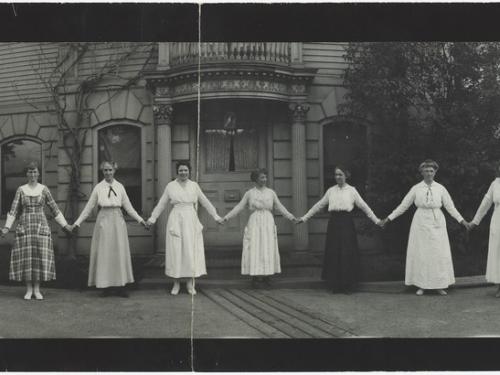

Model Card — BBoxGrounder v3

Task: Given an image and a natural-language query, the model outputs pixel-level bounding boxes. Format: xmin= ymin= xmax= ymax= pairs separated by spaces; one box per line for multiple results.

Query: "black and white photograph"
xmin=3 ymin=2 xmax=500 ymax=372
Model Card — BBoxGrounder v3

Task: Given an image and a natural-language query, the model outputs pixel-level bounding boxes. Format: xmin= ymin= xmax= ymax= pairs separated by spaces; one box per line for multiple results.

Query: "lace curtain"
xmin=204 ymin=123 xmax=258 ymax=172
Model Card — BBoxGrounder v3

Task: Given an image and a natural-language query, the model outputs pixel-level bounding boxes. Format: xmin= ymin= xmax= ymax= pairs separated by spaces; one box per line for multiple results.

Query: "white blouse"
xmin=224 ymin=187 xmax=295 ymax=221
xmin=74 ymin=179 xmax=143 ymax=226
xmin=148 ymin=179 xmax=221 ymax=224
xmin=388 ymin=181 xmax=464 ymax=222
xmin=472 ymin=178 xmax=500 ymax=225
xmin=301 ymin=184 xmax=379 ymax=223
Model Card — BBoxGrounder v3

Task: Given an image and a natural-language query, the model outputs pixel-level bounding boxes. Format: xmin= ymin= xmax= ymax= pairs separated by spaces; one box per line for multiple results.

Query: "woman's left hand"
xmin=461 ymin=220 xmax=470 ymax=230
xmin=0 ymin=227 xmax=8 ymax=237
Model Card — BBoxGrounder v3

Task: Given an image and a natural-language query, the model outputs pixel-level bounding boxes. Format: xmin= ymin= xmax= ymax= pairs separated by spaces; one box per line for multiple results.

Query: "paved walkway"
xmin=1 ymin=278 xmax=500 ymax=338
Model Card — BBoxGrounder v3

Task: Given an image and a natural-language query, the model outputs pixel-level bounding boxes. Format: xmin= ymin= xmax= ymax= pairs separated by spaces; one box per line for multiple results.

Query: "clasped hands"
xmin=375 ymin=218 xmax=477 ymax=231
xmin=217 ymin=216 xmax=304 ymax=225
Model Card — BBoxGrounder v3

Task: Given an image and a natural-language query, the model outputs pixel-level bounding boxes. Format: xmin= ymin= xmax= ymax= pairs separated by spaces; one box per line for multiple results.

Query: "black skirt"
xmin=322 ymin=211 xmax=360 ymax=292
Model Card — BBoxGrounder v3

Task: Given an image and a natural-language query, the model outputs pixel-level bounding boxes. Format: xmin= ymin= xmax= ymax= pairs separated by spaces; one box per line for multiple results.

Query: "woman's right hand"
xmin=466 ymin=222 xmax=477 ymax=231
xmin=0 ymin=227 xmax=9 ymax=237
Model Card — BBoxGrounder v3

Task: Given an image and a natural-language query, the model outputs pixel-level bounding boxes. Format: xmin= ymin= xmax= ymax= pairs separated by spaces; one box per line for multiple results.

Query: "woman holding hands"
xmin=469 ymin=162 xmax=500 ymax=297
xmin=297 ymin=166 xmax=381 ymax=293
xmin=380 ymin=160 xmax=469 ymax=296
xmin=1 ymin=162 xmax=71 ymax=300
xmin=70 ymin=161 xmax=147 ymax=297
xmin=145 ymin=161 xmax=223 ymax=296
xmin=222 ymin=168 xmax=297 ymax=288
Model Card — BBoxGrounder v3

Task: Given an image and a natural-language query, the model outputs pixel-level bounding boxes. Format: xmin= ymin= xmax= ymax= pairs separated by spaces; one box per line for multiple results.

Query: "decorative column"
xmin=153 ymin=103 xmax=174 ymax=252
xmin=289 ymin=103 xmax=309 ymax=251
xmin=157 ymin=42 xmax=170 ymax=70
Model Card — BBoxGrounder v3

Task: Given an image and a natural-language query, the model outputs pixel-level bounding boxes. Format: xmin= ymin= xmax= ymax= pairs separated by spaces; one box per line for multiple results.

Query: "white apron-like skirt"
xmin=165 ymin=203 xmax=207 ymax=278
xmin=241 ymin=209 xmax=281 ymax=276
xmin=405 ymin=207 xmax=455 ymax=289
xmin=486 ymin=206 xmax=500 ymax=283
xmin=88 ymin=207 xmax=134 ymax=288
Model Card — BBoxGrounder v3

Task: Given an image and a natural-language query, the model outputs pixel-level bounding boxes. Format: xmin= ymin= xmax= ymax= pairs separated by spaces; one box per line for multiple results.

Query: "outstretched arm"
xmin=196 ymin=184 xmax=221 ymax=221
xmin=44 ymin=187 xmax=69 ymax=228
xmin=224 ymin=191 xmax=249 ymax=221
xmin=148 ymin=186 xmax=170 ymax=224
xmin=353 ymin=189 xmax=380 ymax=224
xmin=74 ymin=187 xmax=99 ymax=227
xmin=472 ymin=182 xmax=495 ymax=225
xmin=121 ymin=185 xmax=144 ymax=223
xmin=387 ymin=187 xmax=416 ymax=222
xmin=301 ymin=189 xmax=330 ymax=222
xmin=4 ymin=187 xmax=22 ymax=230
xmin=272 ymin=191 xmax=295 ymax=221
xmin=441 ymin=186 xmax=465 ymax=223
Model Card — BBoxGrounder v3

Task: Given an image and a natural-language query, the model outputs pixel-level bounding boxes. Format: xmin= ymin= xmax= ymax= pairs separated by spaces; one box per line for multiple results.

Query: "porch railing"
xmin=168 ymin=42 xmax=291 ymax=66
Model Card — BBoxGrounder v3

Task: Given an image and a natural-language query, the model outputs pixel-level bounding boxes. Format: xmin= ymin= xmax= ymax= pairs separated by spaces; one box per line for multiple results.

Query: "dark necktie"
xmin=108 ymin=186 xmax=117 ymax=198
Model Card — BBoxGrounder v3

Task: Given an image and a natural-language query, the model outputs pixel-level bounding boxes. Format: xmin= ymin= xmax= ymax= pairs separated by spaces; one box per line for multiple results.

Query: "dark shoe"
xmin=116 ymin=288 xmax=129 ymax=298
xmin=251 ymin=277 xmax=260 ymax=289
xmin=100 ymin=288 xmax=112 ymax=297
xmin=263 ymin=277 xmax=272 ymax=288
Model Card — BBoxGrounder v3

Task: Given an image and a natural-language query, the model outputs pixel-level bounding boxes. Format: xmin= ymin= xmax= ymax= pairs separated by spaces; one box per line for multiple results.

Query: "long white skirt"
xmin=405 ymin=208 xmax=455 ymax=289
xmin=486 ymin=206 xmax=500 ymax=283
xmin=241 ymin=210 xmax=281 ymax=276
xmin=88 ymin=208 xmax=134 ymax=288
xmin=165 ymin=204 xmax=206 ymax=278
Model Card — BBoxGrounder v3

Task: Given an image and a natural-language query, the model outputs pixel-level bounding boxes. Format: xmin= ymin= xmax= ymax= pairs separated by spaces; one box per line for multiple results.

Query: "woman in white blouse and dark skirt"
xmin=70 ymin=161 xmax=147 ymax=297
xmin=298 ymin=166 xmax=381 ymax=293
xmin=381 ymin=160 xmax=469 ymax=296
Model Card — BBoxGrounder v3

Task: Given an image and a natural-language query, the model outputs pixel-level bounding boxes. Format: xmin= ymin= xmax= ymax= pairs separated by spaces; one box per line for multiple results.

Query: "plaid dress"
xmin=8 ymin=186 xmax=62 ymax=282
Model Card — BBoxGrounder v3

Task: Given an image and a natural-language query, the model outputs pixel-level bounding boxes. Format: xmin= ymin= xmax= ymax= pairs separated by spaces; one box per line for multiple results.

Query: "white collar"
xmin=420 ymin=180 xmax=436 ymax=188
xmin=102 ymin=179 xmax=118 ymax=187
xmin=335 ymin=183 xmax=350 ymax=190
xmin=21 ymin=183 xmax=44 ymax=196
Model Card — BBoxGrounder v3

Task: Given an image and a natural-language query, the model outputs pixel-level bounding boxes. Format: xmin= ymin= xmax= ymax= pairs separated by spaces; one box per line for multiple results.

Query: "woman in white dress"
xmin=381 ymin=160 xmax=469 ymax=296
xmin=298 ymin=166 xmax=381 ymax=293
xmin=469 ymin=164 xmax=500 ymax=297
xmin=222 ymin=168 xmax=297 ymax=288
xmin=145 ymin=161 xmax=223 ymax=296
xmin=70 ymin=161 xmax=147 ymax=297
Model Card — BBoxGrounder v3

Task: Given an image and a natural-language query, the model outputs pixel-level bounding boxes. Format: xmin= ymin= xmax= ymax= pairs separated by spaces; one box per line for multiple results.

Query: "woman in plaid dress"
xmin=1 ymin=162 xmax=71 ymax=300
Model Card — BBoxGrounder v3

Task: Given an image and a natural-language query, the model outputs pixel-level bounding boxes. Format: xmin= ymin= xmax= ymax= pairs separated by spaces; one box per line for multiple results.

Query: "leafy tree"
xmin=341 ymin=42 xmax=500 ymax=254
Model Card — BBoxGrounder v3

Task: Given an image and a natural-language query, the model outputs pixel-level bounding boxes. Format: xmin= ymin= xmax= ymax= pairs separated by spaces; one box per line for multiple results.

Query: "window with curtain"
xmin=98 ymin=124 xmax=142 ymax=212
xmin=1 ymin=139 xmax=42 ymax=215
xmin=204 ymin=112 xmax=259 ymax=173
xmin=323 ymin=121 xmax=367 ymax=194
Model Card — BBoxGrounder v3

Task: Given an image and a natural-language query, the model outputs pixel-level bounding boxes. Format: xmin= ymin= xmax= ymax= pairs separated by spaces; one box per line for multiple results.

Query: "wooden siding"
xmin=302 ymin=42 xmax=348 ymax=86
xmin=0 ymin=42 xmax=154 ymax=109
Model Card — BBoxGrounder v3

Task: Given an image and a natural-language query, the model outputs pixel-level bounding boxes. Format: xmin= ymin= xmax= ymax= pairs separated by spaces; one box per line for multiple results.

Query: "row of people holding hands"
xmin=2 ymin=159 xmax=499 ymax=300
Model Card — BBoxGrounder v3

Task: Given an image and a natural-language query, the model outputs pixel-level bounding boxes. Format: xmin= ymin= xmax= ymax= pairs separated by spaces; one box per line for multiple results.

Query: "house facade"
xmin=0 ymin=42 xmax=379 ymax=279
